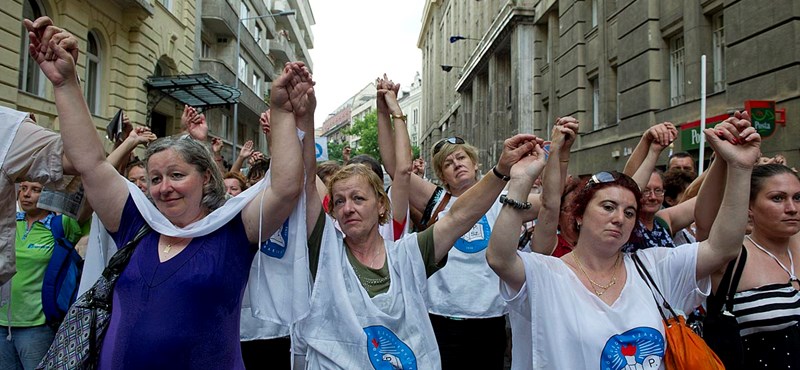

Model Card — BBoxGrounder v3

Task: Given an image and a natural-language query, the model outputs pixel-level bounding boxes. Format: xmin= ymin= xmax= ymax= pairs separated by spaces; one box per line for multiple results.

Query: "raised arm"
xmin=241 ymin=63 xmax=306 ymax=243
xmin=623 ymin=123 xmax=676 ymax=177
xmin=295 ymin=83 xmax=322 ymax=235
xmin=25 ymin=17 xmax=129 ymax=231
xmin=695 ymin=114 xmax=760 ymax=278
xmin=693 ymin=112 xmax=750 ymax=241
xmin=630 ymin=122 xmax=676 ymax=190
xmin=530 ymin=117 xmax=578 ymax=254
xmin=106 ymin=126 xmax=156 ymax=171
xmin=486 ymin=142 xmax=547 ymax=292
xmin=378 ymin=75 xmax=412 ymax=225
xmin=432 ymin=134 xmax=541 ymax=262
xmin=376 ymin=75 xmax=397 ymax=179
xmin=230 ymin=140 xmax=254 ymax=174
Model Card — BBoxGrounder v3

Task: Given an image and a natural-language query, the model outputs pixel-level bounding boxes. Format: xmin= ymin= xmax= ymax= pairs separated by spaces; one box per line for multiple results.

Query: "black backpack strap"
xmin=418 ymin=187 xmax=444 ymax=229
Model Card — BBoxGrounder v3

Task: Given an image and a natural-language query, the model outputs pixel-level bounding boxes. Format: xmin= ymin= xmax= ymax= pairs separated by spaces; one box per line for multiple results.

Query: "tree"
xmin=412 ymin=145 xmax=421 ymax=159
xmin=346 ymin=110 xmax=381 ymax=163
xmin=327 ymin=139 xmax=347 ymax=163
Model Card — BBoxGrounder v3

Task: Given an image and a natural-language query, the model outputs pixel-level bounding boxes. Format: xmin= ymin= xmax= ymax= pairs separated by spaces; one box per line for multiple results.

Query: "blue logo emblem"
xmin=600 ymin=327 xmax=664 ymax=370
xmin=315 ymin=143 xmax=323 ymax=159
xmin=453 ymin=214 xmax=491 ymax=253
xmin=260 ymin=219 xmax=289 ymax=259
xmin=363 ymin=325 xmax=417 ymax=370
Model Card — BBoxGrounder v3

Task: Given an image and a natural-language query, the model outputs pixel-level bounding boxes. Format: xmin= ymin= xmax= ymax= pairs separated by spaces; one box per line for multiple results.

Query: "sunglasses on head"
xmin=585 ymin=171 xmax=617 ymax=189
xmin=433 ymin=137 xmax=466 ymax=156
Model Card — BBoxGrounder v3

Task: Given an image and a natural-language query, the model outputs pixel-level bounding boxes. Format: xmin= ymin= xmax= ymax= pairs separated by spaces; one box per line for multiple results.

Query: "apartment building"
xmin=419 ymin=0 xmax=799 ymax=174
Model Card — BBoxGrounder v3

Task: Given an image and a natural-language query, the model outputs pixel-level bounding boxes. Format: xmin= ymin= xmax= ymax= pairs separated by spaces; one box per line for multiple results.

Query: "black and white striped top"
xmin=732 ymin=282 xmax=800 ymax=337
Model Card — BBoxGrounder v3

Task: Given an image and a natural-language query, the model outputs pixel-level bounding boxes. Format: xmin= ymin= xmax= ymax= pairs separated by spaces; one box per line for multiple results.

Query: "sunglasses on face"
xmin=433 ymin=137 xmax=466 ymax=156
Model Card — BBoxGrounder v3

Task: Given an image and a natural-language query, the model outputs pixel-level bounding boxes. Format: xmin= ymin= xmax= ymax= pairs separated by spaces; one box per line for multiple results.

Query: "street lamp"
xmin=449 ymin=35 xmax=480 ymax=43
xmin=233 ymin=10 xmax=296 ymax=160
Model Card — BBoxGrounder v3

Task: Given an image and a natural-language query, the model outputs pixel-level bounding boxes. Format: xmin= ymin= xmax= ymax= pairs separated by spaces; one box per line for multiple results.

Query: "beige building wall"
xmin=1 ymin=0 xmax=196 ymax=154
xmin=419 ymin=0 xmax=800 ymax=175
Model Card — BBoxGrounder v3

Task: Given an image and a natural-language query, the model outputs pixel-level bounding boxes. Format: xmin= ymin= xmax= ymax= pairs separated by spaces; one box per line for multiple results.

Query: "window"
xmin=543 ymin=102 xmax=551 ymax=139
xmin=590 ymin=77 xmax=600 ymax=130
xmin=19 ymin=0 xmax=45 ymax=96
xmin=221 ymin=114 xmax=230 ymax=139
xmin=545 ymin=26 xmax=552 ymax=63
xmin=590 ymin=0 xmax=598 ymax=28
xmin=201 ymin=41 xmax=211 ymax=58
xmin=238 ymin=56 xmax=247 ymax=82
xmin=159 ymin=0 xmax=172 ymax=11
xmin=240 ymin=1 xmax=250 ymax=30
xmin=669 ymin=35 xmax=685 ymax=106
xmin=85 ymin=32 xmax=101 ymax=115
xmin=255 ymin=23 xmax=263 ymax=44
xmin=712 ymin=12 xmax=725 ymax=92
xmin=252 ymin=73 xmax=261 ymax=97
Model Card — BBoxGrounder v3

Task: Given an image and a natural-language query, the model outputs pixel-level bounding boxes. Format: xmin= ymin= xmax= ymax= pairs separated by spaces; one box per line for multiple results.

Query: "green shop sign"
xmin=745 ymin=100 xmax=786 ymax=139
xmin=679 ymin=114 xmax=730 ymax=151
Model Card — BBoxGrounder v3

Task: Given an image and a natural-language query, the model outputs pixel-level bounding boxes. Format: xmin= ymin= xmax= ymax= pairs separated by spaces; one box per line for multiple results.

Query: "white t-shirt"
xmin=502 ymin=243 xmax=710 ymax=370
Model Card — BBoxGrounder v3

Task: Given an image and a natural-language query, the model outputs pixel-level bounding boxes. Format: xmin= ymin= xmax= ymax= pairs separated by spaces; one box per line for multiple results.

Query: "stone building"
xmin=198 ymin=0 xmax=315 ymax=160
xmin=418 ymin=0 xmax=799 ymax=175
xmin=2 ymin=0 xmax=196 ymax=154
xmin=320 ymin=82 xmax=377 ymax=150
xmin=398 ymin=72 xmax=423 ymax=149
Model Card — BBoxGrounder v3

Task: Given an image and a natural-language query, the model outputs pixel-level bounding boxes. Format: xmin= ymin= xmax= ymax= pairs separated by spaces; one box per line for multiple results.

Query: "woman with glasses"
xmin=378 ymin=122 xmax=552 ymax=368
xmin=622 ymin=122 xmax=699 ymax=251
xmin=487 ymin=116 xmax=760 ymax=369
xmin=26 ymin=17 xmax=306 ymax=369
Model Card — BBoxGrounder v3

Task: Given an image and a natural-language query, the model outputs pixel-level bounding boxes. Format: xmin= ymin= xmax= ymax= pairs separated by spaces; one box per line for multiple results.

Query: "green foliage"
xmin=327 ymin=140 xmax=347 ymax=163
xmin=346 ymin=110 xmax=381 ymax=163
xmin=412 ymin=145 xmax=420 ymax=159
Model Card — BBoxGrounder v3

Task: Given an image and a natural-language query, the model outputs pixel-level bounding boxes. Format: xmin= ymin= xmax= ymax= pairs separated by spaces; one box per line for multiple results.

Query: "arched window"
xmin=19 ymin=0 xmax=46 ymax=96
xmin=85 ymin=32 xmax=101 ymax=114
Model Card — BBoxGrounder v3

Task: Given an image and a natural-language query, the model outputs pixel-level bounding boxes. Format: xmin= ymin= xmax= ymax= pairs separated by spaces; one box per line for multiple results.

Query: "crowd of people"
xmin=0 ymin=15 xmax=798 ymax=370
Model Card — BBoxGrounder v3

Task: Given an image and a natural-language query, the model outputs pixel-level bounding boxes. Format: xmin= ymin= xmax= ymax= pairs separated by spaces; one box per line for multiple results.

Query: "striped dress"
xmin=732 ymin=282 xmax=800 ymax=368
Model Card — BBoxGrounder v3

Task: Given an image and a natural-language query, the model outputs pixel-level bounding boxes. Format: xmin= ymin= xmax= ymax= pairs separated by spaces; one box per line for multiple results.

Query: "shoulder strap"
xmin=426 ymin=191 xmax=451 ymax=228
xmin=723 ymin=246 xmax=747 ymax=312
xmin=50 ymin=214 xmax=65 ymax=241
xmin=101 ymin=223 xmax=151 ymax=280
xmin=632 ymin=252 xmax=678 ymax=321
xmin=419 ymin=187 xmax=444 ymax=229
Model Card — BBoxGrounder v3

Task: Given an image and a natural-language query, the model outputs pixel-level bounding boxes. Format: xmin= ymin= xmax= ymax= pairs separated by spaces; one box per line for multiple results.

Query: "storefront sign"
xmin=679 ymin=113 xmax=730 ymax=151
xmin=745 ymin=100 xmax=786 ymax=139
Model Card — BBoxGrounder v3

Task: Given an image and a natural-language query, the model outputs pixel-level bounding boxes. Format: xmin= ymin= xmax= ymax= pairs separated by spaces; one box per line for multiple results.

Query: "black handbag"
xmin=37 ymin=223 xmax=151 ymax=370
xmin=703 ymin=245 xmax=747 ymax=370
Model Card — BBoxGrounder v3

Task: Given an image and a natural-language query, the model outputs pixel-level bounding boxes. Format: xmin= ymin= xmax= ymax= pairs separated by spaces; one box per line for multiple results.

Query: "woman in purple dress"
xmin=25 ymin=17 xmax=308 ymax=369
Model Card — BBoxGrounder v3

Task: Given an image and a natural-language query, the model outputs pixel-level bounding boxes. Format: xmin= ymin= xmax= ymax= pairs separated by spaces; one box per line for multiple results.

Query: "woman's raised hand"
xmin=704 ymin=110 xmax=760 ymax=169
xmin=551 ymin=116 xmax=579 ymax=153
xmin=510 ymin=141 xmax=547 ymax=180
xmin=645 ymin=122 xmax=677 ymax=152
xmin=496 ymin=134 xmax=543 ymax=177
xmin=24 ymin=17 xmax=79 ymax=88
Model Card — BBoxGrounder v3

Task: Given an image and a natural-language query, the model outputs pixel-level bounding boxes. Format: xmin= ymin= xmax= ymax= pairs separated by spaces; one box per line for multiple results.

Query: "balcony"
xmin=201 ymin=0 xmax=238 ymax=37
xmin=109 ymin=0 xmax=154 ymax=15
xmin=266 ymin=37 xmax=296 ymax=65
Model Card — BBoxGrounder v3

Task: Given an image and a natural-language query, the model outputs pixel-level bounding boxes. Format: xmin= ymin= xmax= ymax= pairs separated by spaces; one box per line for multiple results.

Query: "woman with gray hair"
xmin=26 ymin=16 xmax=307 ymax=369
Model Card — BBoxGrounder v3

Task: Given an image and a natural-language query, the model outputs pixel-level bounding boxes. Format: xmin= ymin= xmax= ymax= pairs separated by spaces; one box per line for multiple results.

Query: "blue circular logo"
xmin=600 ymin=327 xmax=664 ymax=370
xmin=363 ymin=325 xmax=417 ymax=370
xmin=453 ymin=215 xmax=491 ymax=253
xmin=315 ymin=143 xmax=323 ymax=159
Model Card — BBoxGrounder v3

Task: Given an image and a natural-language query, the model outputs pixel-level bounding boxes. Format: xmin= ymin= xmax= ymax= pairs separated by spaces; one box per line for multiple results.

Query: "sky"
xmin=307 ymin=0 xmax=425 ymax=129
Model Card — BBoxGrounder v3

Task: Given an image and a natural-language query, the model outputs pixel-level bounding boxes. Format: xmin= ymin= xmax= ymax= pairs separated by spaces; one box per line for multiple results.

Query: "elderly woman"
xmin=26 ymin=17 xmax=306 ymax=369
xmin=487 ymin=116 xmax=760 ymax=369
xmin=296 ymin=85 xmax=540 ymax=370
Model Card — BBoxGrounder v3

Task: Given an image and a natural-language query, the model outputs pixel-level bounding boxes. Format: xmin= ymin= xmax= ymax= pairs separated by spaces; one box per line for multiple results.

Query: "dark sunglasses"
xmin=585 ymin=171 xmax=617 ymax=189
xmin=433 ymin=137 xmax=466 ymax=156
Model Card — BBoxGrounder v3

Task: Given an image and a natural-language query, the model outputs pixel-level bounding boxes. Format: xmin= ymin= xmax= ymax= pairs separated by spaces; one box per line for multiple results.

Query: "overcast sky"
xmin=307 ymin=0 xmax=425 ymax=129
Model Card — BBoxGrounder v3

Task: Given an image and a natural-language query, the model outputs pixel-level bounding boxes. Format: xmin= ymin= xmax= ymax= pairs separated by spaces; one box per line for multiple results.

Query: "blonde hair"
xmin=326 ymin=164 xmax=391 ymax=225
xmin=431 ymin=140 xmax=480 ymax=190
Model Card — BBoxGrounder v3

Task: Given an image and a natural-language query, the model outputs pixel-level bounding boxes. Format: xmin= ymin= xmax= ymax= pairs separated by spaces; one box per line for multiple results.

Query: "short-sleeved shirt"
xmin=98 ymin=196 xmax=256 ymax=370
xmin=0 ymin=114 xmax=65 ymax=285
xmin=0 ymin=212 xmax=82 ymax=326
xmin=307 ymin=210 xmax=441 ymax=297
xmin=623 ymin=216 xmax=676 ymax=252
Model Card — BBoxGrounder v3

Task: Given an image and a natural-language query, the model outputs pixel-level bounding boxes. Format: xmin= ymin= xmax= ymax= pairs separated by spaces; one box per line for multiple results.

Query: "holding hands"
xmin=551 ymin=116 xmax=579 ymax=154
xmin=497 ymin=134 xmax=545 ymax=179
xmin=705 ymin=110 xmax=761 ymax=169
xmin=271 ymin=62 xmax=315 ymax=116
xmin=23 ymin=17 xmax=79 ymax=87
xmin=376 ymin=74 xmax=402 ymax=117
xmin=645 ymin=122 xmax=678 ymax=152
xmin=128 ymin=126 xmax=157 ymax=146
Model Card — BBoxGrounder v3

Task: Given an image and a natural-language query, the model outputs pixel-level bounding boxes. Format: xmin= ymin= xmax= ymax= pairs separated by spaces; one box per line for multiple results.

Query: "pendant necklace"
xmin=747 ymin=235 xmax=799 ymax=285
xmin=572 ymin=250 xmax=621 ymax=296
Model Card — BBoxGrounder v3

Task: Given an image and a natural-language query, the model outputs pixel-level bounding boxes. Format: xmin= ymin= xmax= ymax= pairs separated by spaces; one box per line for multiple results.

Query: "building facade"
xmin=320 ymin=82 xmax=377 ymax=150
xmin=198 ymin=0 xmax=315 ymax=160
xmin=398 ymin=72 xmax=423 ymax=149
xmin=418 ymin=0 xmax=800 ymax=175
xmin=3 ymin=0 xmax=195 ymax=154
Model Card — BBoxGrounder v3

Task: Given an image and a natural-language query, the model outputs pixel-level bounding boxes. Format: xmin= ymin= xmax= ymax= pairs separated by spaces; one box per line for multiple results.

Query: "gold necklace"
xmin=163 ymin=244 xmax=172 ymax=254
xmin=572 ymin=250 xmax=621 ymax=296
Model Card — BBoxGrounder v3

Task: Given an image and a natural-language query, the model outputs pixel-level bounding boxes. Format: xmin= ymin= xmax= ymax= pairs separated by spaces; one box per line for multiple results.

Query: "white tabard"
xmin=295 ymin=218 xmax=441 ymax=369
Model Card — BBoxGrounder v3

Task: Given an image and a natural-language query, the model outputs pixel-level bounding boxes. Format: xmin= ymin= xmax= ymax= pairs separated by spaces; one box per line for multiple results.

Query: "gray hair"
xmin=144 ymin=135 xmax=227 ymax=211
